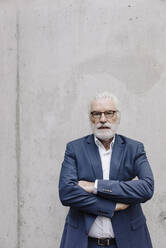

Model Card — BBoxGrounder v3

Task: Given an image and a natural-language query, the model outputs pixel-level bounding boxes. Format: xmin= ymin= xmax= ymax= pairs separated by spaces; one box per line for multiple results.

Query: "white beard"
xmin=91 ymin=122 xmax=119 ymax=141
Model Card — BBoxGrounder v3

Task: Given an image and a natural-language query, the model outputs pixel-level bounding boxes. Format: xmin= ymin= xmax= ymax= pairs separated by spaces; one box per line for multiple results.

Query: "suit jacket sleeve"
xmin=97 ymin=143 xmax=154 ymax=204
xmin=59 ymin=142 xmax=116 ymax=218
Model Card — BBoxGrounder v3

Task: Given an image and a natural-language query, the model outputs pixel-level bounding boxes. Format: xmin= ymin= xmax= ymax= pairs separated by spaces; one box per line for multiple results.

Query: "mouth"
xmin=98 ymin=127 xmax=110 ymax=129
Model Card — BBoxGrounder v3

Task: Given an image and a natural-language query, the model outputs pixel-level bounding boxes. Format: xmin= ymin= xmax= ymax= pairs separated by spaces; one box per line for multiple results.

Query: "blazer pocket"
xmin=66 ymin=214 xmax=78 ymax=228
xmin=131 ymin=215 xmax=146 ymax=230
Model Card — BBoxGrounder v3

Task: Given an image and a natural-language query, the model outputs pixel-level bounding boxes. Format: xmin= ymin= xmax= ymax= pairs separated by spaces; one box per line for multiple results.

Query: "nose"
xmin=99 ymin=113 xmax=107 ymax=123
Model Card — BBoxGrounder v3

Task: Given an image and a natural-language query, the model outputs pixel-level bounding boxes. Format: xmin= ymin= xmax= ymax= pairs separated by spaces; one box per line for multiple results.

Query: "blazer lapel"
xmin=85 ymin=134 xmax=103 ymax=179
xmin=109 ymin=134 xmax=125 ymax=180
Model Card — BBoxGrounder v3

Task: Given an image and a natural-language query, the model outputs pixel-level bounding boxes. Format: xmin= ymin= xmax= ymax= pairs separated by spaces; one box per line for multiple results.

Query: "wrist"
xmin=93 ymin=180 xmax=98 ymax=194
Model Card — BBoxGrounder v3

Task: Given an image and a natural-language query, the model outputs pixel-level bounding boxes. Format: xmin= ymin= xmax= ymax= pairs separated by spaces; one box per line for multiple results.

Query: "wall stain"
xmin=60 ymin=71 xmax=79 ymax=122
xmin=158 ymin=211 xmax=166 ymax=228
xmin=76 ymin=52 xmax=163 ymax=95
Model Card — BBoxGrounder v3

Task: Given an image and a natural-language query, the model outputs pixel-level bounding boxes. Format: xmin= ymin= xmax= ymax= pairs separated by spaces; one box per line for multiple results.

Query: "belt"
xmin=88 ymin=237 xmax=116 ymax=246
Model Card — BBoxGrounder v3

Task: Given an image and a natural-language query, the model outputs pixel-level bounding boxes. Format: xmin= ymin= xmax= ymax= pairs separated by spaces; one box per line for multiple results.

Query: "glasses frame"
xmin=90 ymin=110 xmax=119 ymax=120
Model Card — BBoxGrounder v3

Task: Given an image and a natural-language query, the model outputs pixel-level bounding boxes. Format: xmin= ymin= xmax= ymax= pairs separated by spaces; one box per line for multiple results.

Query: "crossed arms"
xmin=59 ymin=142 xmax=154 ymax=217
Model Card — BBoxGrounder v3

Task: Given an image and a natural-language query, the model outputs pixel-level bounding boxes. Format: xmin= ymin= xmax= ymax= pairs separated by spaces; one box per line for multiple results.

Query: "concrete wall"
xmin=0 ymin=0 xmax=166 ymax=247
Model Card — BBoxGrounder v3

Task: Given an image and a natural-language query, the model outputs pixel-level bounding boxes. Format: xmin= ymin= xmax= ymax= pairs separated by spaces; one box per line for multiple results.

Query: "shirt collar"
xmin=94 ymin=135 xmax=115 ymax=150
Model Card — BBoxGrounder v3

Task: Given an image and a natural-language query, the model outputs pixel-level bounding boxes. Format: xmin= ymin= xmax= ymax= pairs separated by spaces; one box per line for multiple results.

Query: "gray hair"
xmin=89 ymin=92 xmax=121 ymax=122
xmin=90 ymin=91 xmax=120 ymax=111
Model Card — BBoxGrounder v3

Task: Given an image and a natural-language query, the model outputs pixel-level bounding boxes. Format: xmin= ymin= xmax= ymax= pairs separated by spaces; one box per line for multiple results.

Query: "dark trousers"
xmin=88 ymin=238 xmax=117 ymax=248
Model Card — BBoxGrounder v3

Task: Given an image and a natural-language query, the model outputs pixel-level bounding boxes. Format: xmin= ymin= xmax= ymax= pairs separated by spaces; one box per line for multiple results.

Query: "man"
xmin=59 ymin=92 xmax=154 ymax=248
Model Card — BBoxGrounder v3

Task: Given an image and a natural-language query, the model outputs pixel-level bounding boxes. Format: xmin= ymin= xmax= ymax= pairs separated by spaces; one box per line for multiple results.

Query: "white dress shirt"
xmin=88 ymin=136 xmax=115 ymax=238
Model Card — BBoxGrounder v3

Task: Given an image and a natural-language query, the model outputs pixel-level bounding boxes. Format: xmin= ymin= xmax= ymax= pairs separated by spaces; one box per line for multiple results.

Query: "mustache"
xmin=95 ymin=123 xmax=112 ymax=129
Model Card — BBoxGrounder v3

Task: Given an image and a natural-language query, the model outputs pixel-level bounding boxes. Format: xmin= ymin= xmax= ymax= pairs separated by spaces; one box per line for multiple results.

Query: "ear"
xmin=89 ymin=114 xmax=93 ymax=123
xmin=116 ymin=112 xmax=121 ymax=124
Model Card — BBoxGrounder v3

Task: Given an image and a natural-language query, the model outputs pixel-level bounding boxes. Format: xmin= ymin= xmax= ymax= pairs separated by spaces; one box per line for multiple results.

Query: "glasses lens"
xmin=105 ymin=111 xmax=115 ymax=118
xmin=91 ymin=110 xmax=117 ymax=119
xmin=91 ymin=112 xmax=101 ymax=118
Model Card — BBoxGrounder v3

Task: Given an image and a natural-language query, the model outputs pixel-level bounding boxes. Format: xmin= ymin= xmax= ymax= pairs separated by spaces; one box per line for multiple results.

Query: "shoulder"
xmin=116 ymin=134 xmax=145 ymax=156
xmin=116 ymin=134 xmax=144 ymax=147
xmin=66 ymin=134 xmax=93 ymax=148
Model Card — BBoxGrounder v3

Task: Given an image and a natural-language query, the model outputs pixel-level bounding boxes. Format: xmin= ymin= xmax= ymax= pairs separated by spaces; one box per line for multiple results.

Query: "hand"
xmin=115 ymin=203 xmax=129 ymax=211
xmin=78 ymin=180 xmax=95 ymax=193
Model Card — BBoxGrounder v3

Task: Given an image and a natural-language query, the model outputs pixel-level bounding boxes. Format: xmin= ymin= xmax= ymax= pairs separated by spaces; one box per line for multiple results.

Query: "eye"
xmin=106 ymin=111 xmax=114 ymax=115
xmin=92 ymin=111 xmax=101 ymax=117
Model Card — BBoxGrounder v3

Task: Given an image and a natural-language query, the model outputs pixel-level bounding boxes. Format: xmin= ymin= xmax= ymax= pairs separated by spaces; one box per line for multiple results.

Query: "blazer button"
xmin=102 ymin=189 xmax=112 ymax=192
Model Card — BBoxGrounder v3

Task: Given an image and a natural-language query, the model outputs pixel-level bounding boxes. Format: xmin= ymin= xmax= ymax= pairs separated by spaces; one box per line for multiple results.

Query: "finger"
xmin=78 ymin=181 xmax=86 ymax=187
xmin=124 ymin=204 xmax=129 ymax=209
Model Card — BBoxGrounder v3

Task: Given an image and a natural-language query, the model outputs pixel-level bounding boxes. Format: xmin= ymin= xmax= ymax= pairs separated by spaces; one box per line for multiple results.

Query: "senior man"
xmin=59 ymin=92 xmax=154 ymax=248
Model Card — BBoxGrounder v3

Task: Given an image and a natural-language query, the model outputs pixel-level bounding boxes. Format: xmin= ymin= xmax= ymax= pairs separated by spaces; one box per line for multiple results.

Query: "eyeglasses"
xmin=91 ymin=110 xmax=118 ymax=120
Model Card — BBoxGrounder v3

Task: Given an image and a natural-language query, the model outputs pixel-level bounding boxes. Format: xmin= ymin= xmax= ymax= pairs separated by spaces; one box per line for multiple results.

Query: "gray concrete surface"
xmin=0 ymin=0 xmax=166 ymax=247
xmin=0 ymin=4 xmax=18 ymax=248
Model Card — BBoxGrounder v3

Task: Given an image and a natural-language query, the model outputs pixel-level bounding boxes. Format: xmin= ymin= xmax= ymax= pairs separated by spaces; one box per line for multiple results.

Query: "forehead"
xmin=91 ymin=98 xmax=116 ymax=111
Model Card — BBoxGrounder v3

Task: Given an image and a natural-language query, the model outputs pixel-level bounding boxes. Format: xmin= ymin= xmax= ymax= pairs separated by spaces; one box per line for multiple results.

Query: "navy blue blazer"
xmin=59 ymin=134 xmax=154 ymax=248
